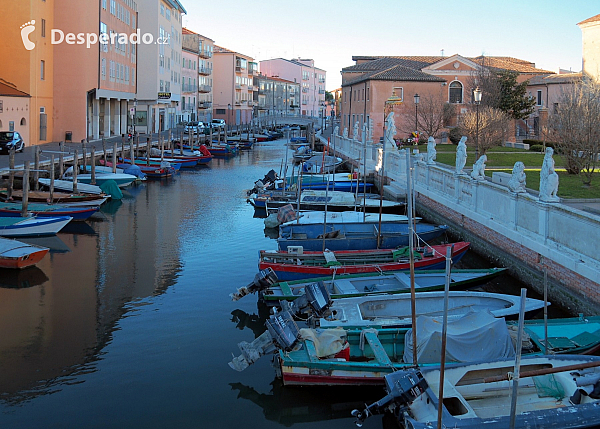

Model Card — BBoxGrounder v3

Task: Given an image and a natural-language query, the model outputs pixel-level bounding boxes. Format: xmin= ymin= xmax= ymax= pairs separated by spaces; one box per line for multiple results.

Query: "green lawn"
xmin=413 ymin=143 xmax=599 ymax=199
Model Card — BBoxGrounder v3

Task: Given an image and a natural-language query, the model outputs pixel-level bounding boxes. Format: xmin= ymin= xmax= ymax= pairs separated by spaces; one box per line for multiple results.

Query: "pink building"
xmin=182 ymin=28 xmax=214 ymax=124
xmin=259 ymin=58 xmax=326 ymax=118
xmin=212 ymin=45 xmax=255 ymax=126
xmin=0 ymin=82 xmax=30 ymax=145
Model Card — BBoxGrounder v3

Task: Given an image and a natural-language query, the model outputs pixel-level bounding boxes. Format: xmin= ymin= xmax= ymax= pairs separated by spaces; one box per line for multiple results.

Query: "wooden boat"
xmin=38 ymin=178 xmax=104 ymax=195
xmin=159 ymin=149 xmax=212 ymax=165
xmin=354 ymin=354 xmax=600 ymax=428
xmin=207 ymin=143 xmax=239 ymax=156
xmin=0 ymin=202 xmax=99 ymax=221
xmin=265 ymin=210 xmax=412 ymax=229
xmin=317 ymin=290 xmax=545 ymax=328
xmin=0 ymin=237 xmax=49 ymax=269
xmin=62 ymin=167 xmax=136 ymax=188
xmin=1 ymin=190 xmax=109 ymax=207
xmin=277 ymin=222 xmax=447 ymax=251
xmin=283 ymin=172 xmax=373 ymax=193
xmin=136 ymin=156 xmax=198 ymax=168
xmin=301 ymin=155 xmax=344 ymax=174
xmin=259 ymin=241 xmax=470 ymax=281
xmin=115 ymin=163 xmax=173 ymax=179
xmin=230 ymin=312 xmax=600 ymax=388
xmin=251 ymin=269 xmax=506 ymax=304
xmin=253 ymin=190 xmax=404 ymax=213
xmin=0 ymin=216 xmax=72 ymax=237
xmin=120 ymin=157 xmax=182 ymax=171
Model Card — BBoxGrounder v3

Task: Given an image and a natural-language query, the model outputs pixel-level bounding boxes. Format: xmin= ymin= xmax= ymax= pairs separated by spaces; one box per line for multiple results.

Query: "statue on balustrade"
xmin=384 ymin=112 xmax=397 ymax=149
xmin=427 ymin=137 xmax=437 ymax=165
xmin=508 ymin=161 xmax=527 ymax=193
xmin=470 ymin=154 xmax=487 ymax=180
xmin=333 ymin=126 xmax=339 ymax=137
xmin=353 ymin=121 xmax=360 ymax=140
xmin=539 ymin=147 xmax=560 ymax=202
xmin=343 ymin=127 xmax=348 ymax=139
xmin=455 ymin=136 xmax=468 ymax=175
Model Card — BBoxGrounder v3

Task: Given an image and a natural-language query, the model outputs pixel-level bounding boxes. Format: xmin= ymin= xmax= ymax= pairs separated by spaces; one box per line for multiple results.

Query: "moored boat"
xmin=354 ymin=354 xmax=600 ymax=428
xmin=0 ymin=237 xmax=49 ymax=269
xmin=1 ymin=190 xmax=109 ymax=207
xmin=0 ymin=216 xmax=72 ymax=237
xmin=258 ymin=241 xmax=470 ymax=281
xmin=0 ymin=202 xmax=99 ymax=221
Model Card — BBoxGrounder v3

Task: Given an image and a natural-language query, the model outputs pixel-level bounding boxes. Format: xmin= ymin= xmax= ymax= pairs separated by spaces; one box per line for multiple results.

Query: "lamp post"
xmin=413 ymin=93 xmax=420 ymax=143
xmin=227 ymin=103 xmax=231 ymax=127
xmin=474 ymin=86 xmax=482 ymax=161
xmin=132 ymin=98 xmax=137 ymax=137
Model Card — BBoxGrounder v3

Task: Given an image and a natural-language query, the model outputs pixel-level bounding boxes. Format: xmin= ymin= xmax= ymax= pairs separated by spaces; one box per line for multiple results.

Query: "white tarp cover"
xmin=403 ymin=310 xmax=516 ymax=364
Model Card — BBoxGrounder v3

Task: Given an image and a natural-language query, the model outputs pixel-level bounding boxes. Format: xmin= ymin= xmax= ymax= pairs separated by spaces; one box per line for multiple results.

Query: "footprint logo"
xmin=20 ymin=20 xmax=36 ymax=51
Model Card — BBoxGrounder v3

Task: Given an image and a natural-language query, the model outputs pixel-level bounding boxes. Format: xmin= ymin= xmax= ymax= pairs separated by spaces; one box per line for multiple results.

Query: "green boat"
xmin=253 ymin=268 xmax=507 ymax=303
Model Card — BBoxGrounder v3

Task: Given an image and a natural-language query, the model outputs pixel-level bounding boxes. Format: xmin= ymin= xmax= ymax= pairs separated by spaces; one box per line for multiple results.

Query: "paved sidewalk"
xmin=0 ymin=129 xmax=180 ymax=171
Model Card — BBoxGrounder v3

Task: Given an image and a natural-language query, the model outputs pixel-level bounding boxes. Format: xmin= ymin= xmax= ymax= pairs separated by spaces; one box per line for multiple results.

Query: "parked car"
xmin=0 ymin=131 xmax=24 ymax=153
xmin=211 ymin=119 xmax=226 ymax=130
xmin=184 ymin=122 xmax=205 ymax=134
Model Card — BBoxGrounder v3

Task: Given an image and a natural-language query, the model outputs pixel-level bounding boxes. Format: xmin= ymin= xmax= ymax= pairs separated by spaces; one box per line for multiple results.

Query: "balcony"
xmin=318 ymin=78 xmax=325 ymax=83
xmin=302 ymin=88 xmax=308 ymax=93
xmin=235 ymin=66 xmax=242 ymax=73
xmin=302 ymin=100 xmax=308 ymax=105
xmin=235 ymin=84 xmax=241 ymax=89
xmin=198 ymin=101 xmax=212 ymax=109
xmin=199 ymin=50 xmax=212 ymax=59
xmin=198 ymin=84 xmax=211 ymax=93
xmin=198 ymin=66 xmax=212 ymax=76
xmin=319 ymin=89 xmax=325 ymax=94
xmin=235 ymin=101 xmax=241 ymax=106
xmin=247 ymin=85 xmax=254 ymax=91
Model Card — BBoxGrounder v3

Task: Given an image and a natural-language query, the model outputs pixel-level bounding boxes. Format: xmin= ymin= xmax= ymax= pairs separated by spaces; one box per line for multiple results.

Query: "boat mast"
xmin=406 ymin=148 xmax=418 ymax=366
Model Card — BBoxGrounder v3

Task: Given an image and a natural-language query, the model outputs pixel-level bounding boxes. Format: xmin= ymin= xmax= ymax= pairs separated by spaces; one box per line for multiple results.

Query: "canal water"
xmin=0 ymin=139 xmax=565 ymax=429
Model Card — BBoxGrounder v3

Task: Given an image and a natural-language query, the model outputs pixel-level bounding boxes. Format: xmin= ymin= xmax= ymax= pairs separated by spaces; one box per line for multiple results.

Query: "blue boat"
xmin=277 ymin=222 xmax=447 ymax=251
xmin=0 ymin=202 xmax=99 ymax=221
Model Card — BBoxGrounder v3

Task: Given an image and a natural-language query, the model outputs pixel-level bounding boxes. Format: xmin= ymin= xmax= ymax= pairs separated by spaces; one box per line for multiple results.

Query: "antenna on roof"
xmin=441 ymin=49 xmax=444 ymax=57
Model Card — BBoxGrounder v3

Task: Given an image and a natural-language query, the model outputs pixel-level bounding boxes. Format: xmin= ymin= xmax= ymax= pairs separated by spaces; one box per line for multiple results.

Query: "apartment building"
xmin=0 ymin=0 xmax=55 ymax=146
xmin=181 ymin=33 xmax=198 ymax=123
xmin=254 ymin=74 xmax=299 ymax=117
xmin=182 ymin=28 xmax=213 ymax=124
xmin=135 ymin=0 xmax=186 ymax=134
xmin=212 ymin=46 xmax=256 ymax=125
xmin=259 ymin=58 xmax=326 ymax=117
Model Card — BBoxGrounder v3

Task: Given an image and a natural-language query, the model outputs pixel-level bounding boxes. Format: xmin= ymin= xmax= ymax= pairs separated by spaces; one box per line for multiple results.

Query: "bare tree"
xmin=396 ymin=92 xmax=452 ymax=140
xmin=458 ymin=106 xmax=511 ymax=155
xmin=547 ymin=77 xmax=600 ymax=185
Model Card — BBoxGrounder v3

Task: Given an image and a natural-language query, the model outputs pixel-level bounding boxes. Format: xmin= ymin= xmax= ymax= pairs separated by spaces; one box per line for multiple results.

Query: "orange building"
xmin=0 ymin=0 xmax=55 ymax=146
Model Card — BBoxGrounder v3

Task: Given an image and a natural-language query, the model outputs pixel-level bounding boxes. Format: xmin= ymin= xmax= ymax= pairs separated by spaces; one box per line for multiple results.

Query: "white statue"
xmin=333 ymin=126 xmax=339 ymax=137
xmin=426 ymin=137 xmax=437 ymax=165
xmin=508 ymin=161 xmax=527 ymax=193
xmin=470 ymin=154 xmax=487 ymax=180
xmin=455 ymin=136 xmax=468 ymax=175
xmin=384 ymin=112 xmax=397 ymax=149
xmin=539 ymin=147 xmax=559 ymax=202
xmin=343 ymin=127 xmax=348 ymax=139
xmin=353 ymin=121 xmax=360 ymax=140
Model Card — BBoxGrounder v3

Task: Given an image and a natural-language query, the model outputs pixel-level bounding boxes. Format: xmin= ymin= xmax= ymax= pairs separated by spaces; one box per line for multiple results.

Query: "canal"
xmin=0 ymin=138 xmax=567 ymax=429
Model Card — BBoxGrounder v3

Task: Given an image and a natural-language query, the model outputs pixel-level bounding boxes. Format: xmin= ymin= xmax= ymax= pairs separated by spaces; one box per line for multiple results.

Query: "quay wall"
xmin=320 ymin=130 xmax=600 ymax=314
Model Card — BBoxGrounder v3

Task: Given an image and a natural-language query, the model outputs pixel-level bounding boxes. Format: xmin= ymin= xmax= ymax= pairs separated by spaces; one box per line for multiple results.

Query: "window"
xmin=102 ymin=0 xmax=106 ymax=8
xmin=20 ymin=118 xmax=26 ymax=126
xmin=110 ymin=0 xmax=116 ymax=14
xmin=449 ymin=81 xmax=463 ymax=104
xmin=537 ymin=90 xmax=543 ymax=106
xmin=41 ymin=19 xmax=46 ymax=37
xmin=160 ymin=4 xmax=164 ymax=15
xmin=166 ymin=8 xmax=170 ymax=20
xmin=40 ymin=60 xmax=45 ymax=80
xmin=101 ymin=58 xmax=106 ymax=79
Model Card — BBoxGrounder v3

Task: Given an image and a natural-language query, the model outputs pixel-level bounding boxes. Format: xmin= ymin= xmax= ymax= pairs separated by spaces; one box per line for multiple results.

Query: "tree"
xmin=546 ymin=77 xmax=600 ymax=185
xmin=396 ymin=92 xmax=451 ymax=139
xmin=325 ymin=91 xmax=334 ymax=102
xmin=469 ymin=57 xmax=535 ymax=120
xmin=458 ymin=106 xmax=511 ymax=155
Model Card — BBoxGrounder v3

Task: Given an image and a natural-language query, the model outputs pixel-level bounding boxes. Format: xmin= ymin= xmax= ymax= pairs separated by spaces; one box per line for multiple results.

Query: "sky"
xmin=182 ymin=0 xmax=599 ymax=91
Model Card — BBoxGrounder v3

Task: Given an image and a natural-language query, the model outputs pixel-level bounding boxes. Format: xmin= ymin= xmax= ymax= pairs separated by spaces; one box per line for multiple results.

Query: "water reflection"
xmin=230 ymin=303 xmax=271 ymax=338
xmin=19 ymin=235 xmax=70 ymax=253
xmin=230 ymin=378 xmax=383 ymax=427
xmin=0 ymin=267 xmax=48 ymax=289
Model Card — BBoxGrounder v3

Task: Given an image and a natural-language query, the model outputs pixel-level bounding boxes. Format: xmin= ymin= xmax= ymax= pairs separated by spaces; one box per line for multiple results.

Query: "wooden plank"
xmin=363 ymin=331 xmax=392 ymax=366
xmin=304 ymin=339 xmax=319 ymax=362
xmin=279 ymin=282 xmax=293 ymax=297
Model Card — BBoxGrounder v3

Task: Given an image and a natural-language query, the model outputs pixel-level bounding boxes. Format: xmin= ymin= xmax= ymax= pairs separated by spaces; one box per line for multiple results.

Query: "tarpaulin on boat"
xmin=403 ymin=310 xmax=515 ymax=364
xmin=277 ymin=204 xmax=297 ymax=224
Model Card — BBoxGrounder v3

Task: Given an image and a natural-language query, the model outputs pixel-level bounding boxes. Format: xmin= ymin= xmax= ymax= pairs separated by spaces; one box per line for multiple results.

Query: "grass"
xmin=412 ymin=143 xmax=600 ymax=199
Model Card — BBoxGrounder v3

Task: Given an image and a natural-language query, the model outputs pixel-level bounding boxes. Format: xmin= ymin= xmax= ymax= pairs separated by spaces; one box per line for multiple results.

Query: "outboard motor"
xmin=352 ymin=369 xmax=428 ymax=427
xmin=281 ymin=281 xmax=332 ymax=319
xmin=229 ymin=268 xmax=278 ymax=301
xmin=228 ymin=310 xmax=300 ymax=372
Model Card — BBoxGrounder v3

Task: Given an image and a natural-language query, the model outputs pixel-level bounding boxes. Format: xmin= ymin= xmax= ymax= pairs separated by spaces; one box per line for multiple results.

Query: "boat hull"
xmin=0 ymin=216 xmax=72 ymax=237
xmin=0 ymin=238 xmax=49 ymax=269
xmin=259 ymin=242 xmax=470 ymax=281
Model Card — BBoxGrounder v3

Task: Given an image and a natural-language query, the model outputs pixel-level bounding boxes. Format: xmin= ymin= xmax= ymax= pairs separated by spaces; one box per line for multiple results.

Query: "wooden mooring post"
xmin=7 ymin=149 xmax=15 ymax=200
xmin=33 ymin=146 xmax=40 ymax=191
xmin=21 ymin=162 xmax=29 ymax=217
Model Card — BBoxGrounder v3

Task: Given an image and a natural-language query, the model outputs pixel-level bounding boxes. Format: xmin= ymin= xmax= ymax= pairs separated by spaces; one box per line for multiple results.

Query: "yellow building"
xmin=0 ymin=0 xmax=54 ymax=146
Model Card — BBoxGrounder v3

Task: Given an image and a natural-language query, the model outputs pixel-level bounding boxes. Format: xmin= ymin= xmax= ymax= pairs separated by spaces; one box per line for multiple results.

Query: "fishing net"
xmin=392 ymin=247 xmax=423 ymax=262
xmin=533 ymin=374 xmax=565 ymax=399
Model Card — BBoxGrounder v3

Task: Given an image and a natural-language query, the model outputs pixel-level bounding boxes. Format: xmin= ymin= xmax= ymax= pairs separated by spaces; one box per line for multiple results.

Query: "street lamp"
xmin=413 ymin=93 xmax=420 ymax=143
xmin=474 ymin=86 xmax=482 ymax=160
xmin=321 ymin=102 xmax=326 ymax=130
xmin=227 ymin=103 xmax=231 ymax=127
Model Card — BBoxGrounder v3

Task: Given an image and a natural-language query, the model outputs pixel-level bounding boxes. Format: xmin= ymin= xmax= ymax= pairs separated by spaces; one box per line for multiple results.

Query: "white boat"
xmin=0 ymin=216 xmax=72 ymax=237
xmin=281 ymin=211 xmax=412 ymax=226
xmin=301 ymin=155 xmax=343 ymax=174
xmin=0 ymin=237 xmax=49 ymax=269
xmin=62 ymin=167 xmax=136 ymax=188
xmin=255 ymin=190 xmax=404 ymax=212
xmin=39 ymin=178 xmax=104 ymax=195
xmin=354 ymin=354 xmax=600 ymax=429
xmin=318 ymin=290 xmax=548 ymax=328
